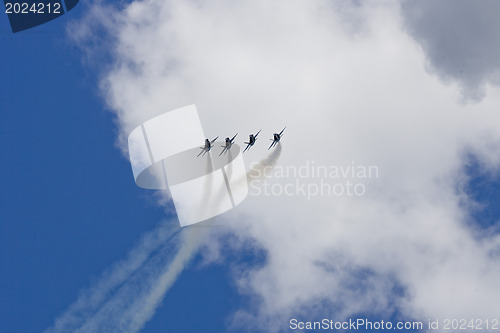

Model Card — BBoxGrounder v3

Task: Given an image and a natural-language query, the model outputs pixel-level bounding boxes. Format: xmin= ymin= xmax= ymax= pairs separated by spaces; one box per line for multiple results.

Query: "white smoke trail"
xmin=247 ymin=143 xmax=282 ymax=182
xmin=112 ymin=227 xmax=205 ymax=333
xmin=46 ymin=222 xmax=207 ymax=333
xmin=196 ymin=153 xmax=215 ymax=218
xmin=229 ymin=144 xmax=282 ymax=194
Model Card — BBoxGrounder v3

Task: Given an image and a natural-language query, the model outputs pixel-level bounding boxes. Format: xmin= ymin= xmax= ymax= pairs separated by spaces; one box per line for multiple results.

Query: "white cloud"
xmin=66 ymin=0 xmax=500 ymax=331
xmin=400 ymin=0 xmax=500 ymax=101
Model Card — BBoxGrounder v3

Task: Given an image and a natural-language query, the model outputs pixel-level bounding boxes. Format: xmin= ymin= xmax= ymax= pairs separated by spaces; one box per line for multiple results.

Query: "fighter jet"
xmin=219 ymin=133 xmax=238 ymax=156
xmin=243 ymin=130 xmax=261 ymax=153
xmin=197 ymin=136 xmax=218 ymax=157
xmin=268 ymin=127 xmax=286 ymax=150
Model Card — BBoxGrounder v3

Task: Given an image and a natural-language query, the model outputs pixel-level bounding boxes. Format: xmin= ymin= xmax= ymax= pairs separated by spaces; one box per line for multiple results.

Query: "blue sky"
xmin=2 ymin=1 xmax=500 ymax=333
xmin=0 ymin=6 xmax=245 ymax=332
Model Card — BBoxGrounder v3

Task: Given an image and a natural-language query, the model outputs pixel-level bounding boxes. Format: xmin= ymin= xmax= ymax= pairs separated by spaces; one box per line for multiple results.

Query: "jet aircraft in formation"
xmin=219 ymin=133 xmax=238 ymax=156
xmin=243 ymin=130 xmax=261 ymax=153
xmin=197 ymin=128 xmax=284 ymax=156
xmin=268 ymin=127 xmax=286 ymax=150
xmin=197 ymin=136 xmax=218 ymax=157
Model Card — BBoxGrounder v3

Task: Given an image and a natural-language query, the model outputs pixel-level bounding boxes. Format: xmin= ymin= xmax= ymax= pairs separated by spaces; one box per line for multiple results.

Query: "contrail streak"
xmin=197 ymin=153 xmax=215 ymax=218
xmin=230 ymin=143 xmax=282 ymax=193
xmin=46 ymin=222 xmax=207 ymax=333
xmin=113 ymin=227 xmax=205 ymax=332
xmin=211 ymin=149 xmax=234 ymax=213
xmin=246 ymin=143 xmax=282 ymax=182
